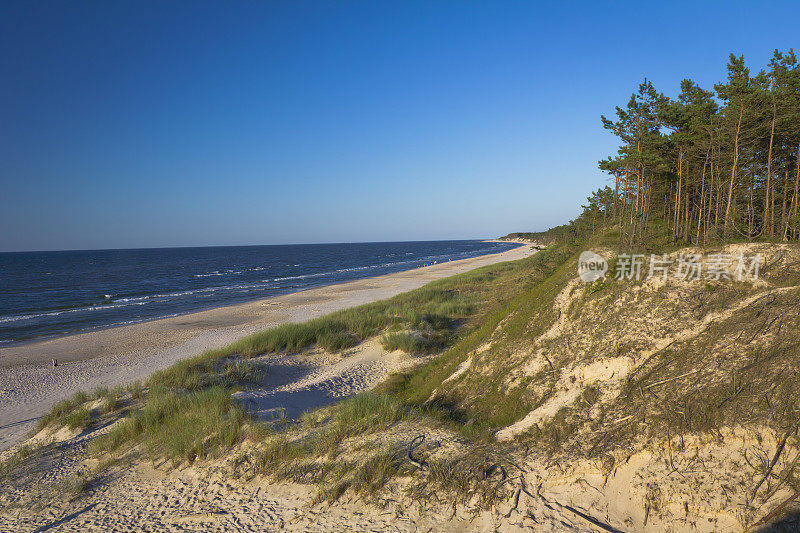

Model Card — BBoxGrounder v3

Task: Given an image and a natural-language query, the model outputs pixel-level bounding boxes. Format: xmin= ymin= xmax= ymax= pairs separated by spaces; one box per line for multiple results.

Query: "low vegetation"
xmin=93 ymin=386 xmax=249 ymax=464
xmin=63 ymin=408 xmax=92 ymax=430
xmin=28 ymin=242 xmax=567 ymax=505
xmin=90 ymin=358 xmax=267 ymax=464
xmin=384 ymin=239 xmax=581 ymax=435
xmin=0 ymin=444 xmax=35 ymax=480
xmin=36 ymin=391 xmax=90 ymax=431
xmin=245 ymin=392 xmax=413 ymax=499
xmin=26 ymin=213 xmax=800 ymax=530
xmin=31 ymin=242 xmax=540 ymax=461
xmin=34 ymin=386 xmax=130 ymax=433
xmin=379 ymin=331 xmax=437 ymax=354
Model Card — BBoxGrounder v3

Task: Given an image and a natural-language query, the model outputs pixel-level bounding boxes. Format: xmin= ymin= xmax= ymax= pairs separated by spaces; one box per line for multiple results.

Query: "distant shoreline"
xmin=484 ymin=238 xmax=547 ymax=247
xmin=0 ymin=244 xmax=533 ymax=452
xmin=1 ymin=240 xmax=519 ymax=349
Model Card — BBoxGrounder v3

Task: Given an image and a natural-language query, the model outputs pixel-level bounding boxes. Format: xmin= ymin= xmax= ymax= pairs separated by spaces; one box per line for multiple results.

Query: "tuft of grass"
xmin=312 ymin=393 xmax=408 ymax=458
xmin=99 ymin=387 xmax=121 ymax=414
xmin=317 ymin=331 xmax=358 ymax=352
xmin=0 ymin=444 xmax=36 ymax=479
xmin=351 ymin=447 xmax=406 ymax=498
xmin=62 ymin=472 xmax=91 ymax=499
xmin=332 ymin=392 xmax=407 ymax=433
xmin=380 ymin=332 xmax=436 ymax=354
xmin=229 ymin=320 xmax=356 ymax=356
xmin=409 ymin=451 xmax=513 ymax=510
xmin=93 ymin=386 xmax=249 ymax=464
xmin=149 ymin=355 xmax=265 ymax=391
xmin=298 ymin=409 xmax=323 ymax=427
xmin=127 ymin=381 xmax=144 ymax=400
xmin=64 ymin=408 xmax=93 ymax=430
xmin=254 ymin=435 xmax=310 ymax=478
xmin=36 ymin=391 xmax=91 ymax=431
xmin=313 ymin=463 xmax=352 ymax=504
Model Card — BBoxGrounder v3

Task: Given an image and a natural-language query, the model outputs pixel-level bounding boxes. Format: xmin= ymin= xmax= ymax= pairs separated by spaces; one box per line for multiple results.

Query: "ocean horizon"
xmin=0 ymin=239 xmax=519 ymax=346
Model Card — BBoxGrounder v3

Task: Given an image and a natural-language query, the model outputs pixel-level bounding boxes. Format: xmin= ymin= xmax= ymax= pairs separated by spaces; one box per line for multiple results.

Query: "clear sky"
xmin=2 ymin=1 xmax=798 ymax=251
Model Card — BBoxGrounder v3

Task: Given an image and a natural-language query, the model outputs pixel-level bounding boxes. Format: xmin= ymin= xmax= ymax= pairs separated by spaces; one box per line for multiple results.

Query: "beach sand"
xmin=0 ymin=244 xmax=533 ymax=452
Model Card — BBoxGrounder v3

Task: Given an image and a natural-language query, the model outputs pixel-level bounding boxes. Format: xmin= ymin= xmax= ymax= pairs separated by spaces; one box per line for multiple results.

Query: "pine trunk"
xmin=697 ymin=149 xmax=709 ymax=244
xmin=724 ymin=103 xmax=744 ymax=233
xmin=782 ymin=169 xmax=789 ymax=241
xmin=765 ymin=102 xmax=775 ymax=236
xmin=674 ymin=148 xmax=682 ymax=242
xmin=794 ymin=144 xmax=800 ymax=240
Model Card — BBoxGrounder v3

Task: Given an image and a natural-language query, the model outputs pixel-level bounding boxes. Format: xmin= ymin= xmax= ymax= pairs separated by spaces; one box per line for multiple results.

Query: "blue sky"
xmin=2 ymin=1 xmax=798 ymax=251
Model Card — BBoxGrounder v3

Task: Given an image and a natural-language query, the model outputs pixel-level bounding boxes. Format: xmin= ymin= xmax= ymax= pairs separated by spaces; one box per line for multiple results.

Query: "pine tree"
xmin=585 ymin=51 xmax=800 ymax=246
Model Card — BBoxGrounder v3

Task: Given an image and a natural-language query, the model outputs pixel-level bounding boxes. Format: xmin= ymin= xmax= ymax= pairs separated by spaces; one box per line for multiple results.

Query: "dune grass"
xmin=92 ymin=385 xmax=249 ymax=464
xmin=219 ymin=296 xmax=467 ymax=357
xmin=244 ymin=387 xmax=519 ymax=505
xmin=36 ymin=384 xmax=138 ymax=433
xmin=247 ymin=392 xmax=413 ymax=502
xmin=36 ymin=391 xmax=91 ymax=431
xmin=64 ymin=408 xmax=92 ymax=430
xmin=148 ymin=352 xmax=266 ymax=391
xmin=382 ymin=240 xmax=579 ymax=435
xmin=0 ymin=444 xmax=36 ymax=480
xmin=312 ymin=392 xmax=409 ymax=458
xmin=92 ymin=358 xmax=266 ymax=464
xmin=350 ymin=446 xmax=407 ymax=497
xmin=380 ymin=332 xmax=437 ymax=354
xmin=38 ymin=244 xmax=547 ymax=493
xmin=255 ymin=392 xmax=408 ymax=465
xmin=188 ymin=253 xmax=532 ymax=364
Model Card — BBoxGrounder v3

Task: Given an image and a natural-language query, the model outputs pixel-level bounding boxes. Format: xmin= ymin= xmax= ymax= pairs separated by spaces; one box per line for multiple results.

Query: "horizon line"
xmin=0 ymin=236 xmax=519 ymax=254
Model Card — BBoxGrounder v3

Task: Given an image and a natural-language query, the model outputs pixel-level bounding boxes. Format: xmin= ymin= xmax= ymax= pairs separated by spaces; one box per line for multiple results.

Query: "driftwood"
xmin=407 ymin=434 xmax=427 ymax=470
xmin=743 ymin=487 xmax=800 ymax=532
xmin=749 ymin=430 xmax=790 ymax=504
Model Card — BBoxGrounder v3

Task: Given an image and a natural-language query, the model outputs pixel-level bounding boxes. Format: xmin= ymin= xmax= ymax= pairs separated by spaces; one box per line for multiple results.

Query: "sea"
xmin=0 ymin=240 xmax=520 ymax=346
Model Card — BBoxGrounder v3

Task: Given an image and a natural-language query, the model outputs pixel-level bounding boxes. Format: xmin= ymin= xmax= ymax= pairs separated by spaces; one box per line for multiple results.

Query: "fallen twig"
xmin=407 ymin=434 xmax=427 ymax=471
xmin=743 ymin=487 xmax=800 ymax=532
xmin=641 ymin=369 xmax=700 ymax=391
xmin=750 ymin=429 xmax=791 ymax=504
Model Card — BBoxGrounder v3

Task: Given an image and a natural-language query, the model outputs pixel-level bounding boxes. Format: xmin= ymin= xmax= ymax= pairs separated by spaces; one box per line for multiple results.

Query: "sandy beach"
xmin=0 ymin=244 xmax=532 ymax=452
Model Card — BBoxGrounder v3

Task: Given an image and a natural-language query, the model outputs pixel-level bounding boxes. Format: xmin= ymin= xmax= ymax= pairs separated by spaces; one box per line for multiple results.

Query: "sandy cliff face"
xmin=429 ymin=242 xmax=800 ymax=531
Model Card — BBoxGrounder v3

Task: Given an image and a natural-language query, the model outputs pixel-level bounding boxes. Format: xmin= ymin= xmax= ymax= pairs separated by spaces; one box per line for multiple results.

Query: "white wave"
xmin=2 ymin=245 xmax=509 ymax=329
xmin=194 ymin=265 xmax=270 ymax=278
xmin=0 ymin=301 xmax=149 ymax=324
xmin=272 ymin=272 xmax=331 ymax=282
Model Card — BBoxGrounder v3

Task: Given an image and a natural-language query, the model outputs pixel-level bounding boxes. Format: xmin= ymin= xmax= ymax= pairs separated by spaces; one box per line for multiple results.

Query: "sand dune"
xmin=0 ymin=244 xmax=532 ymax=452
